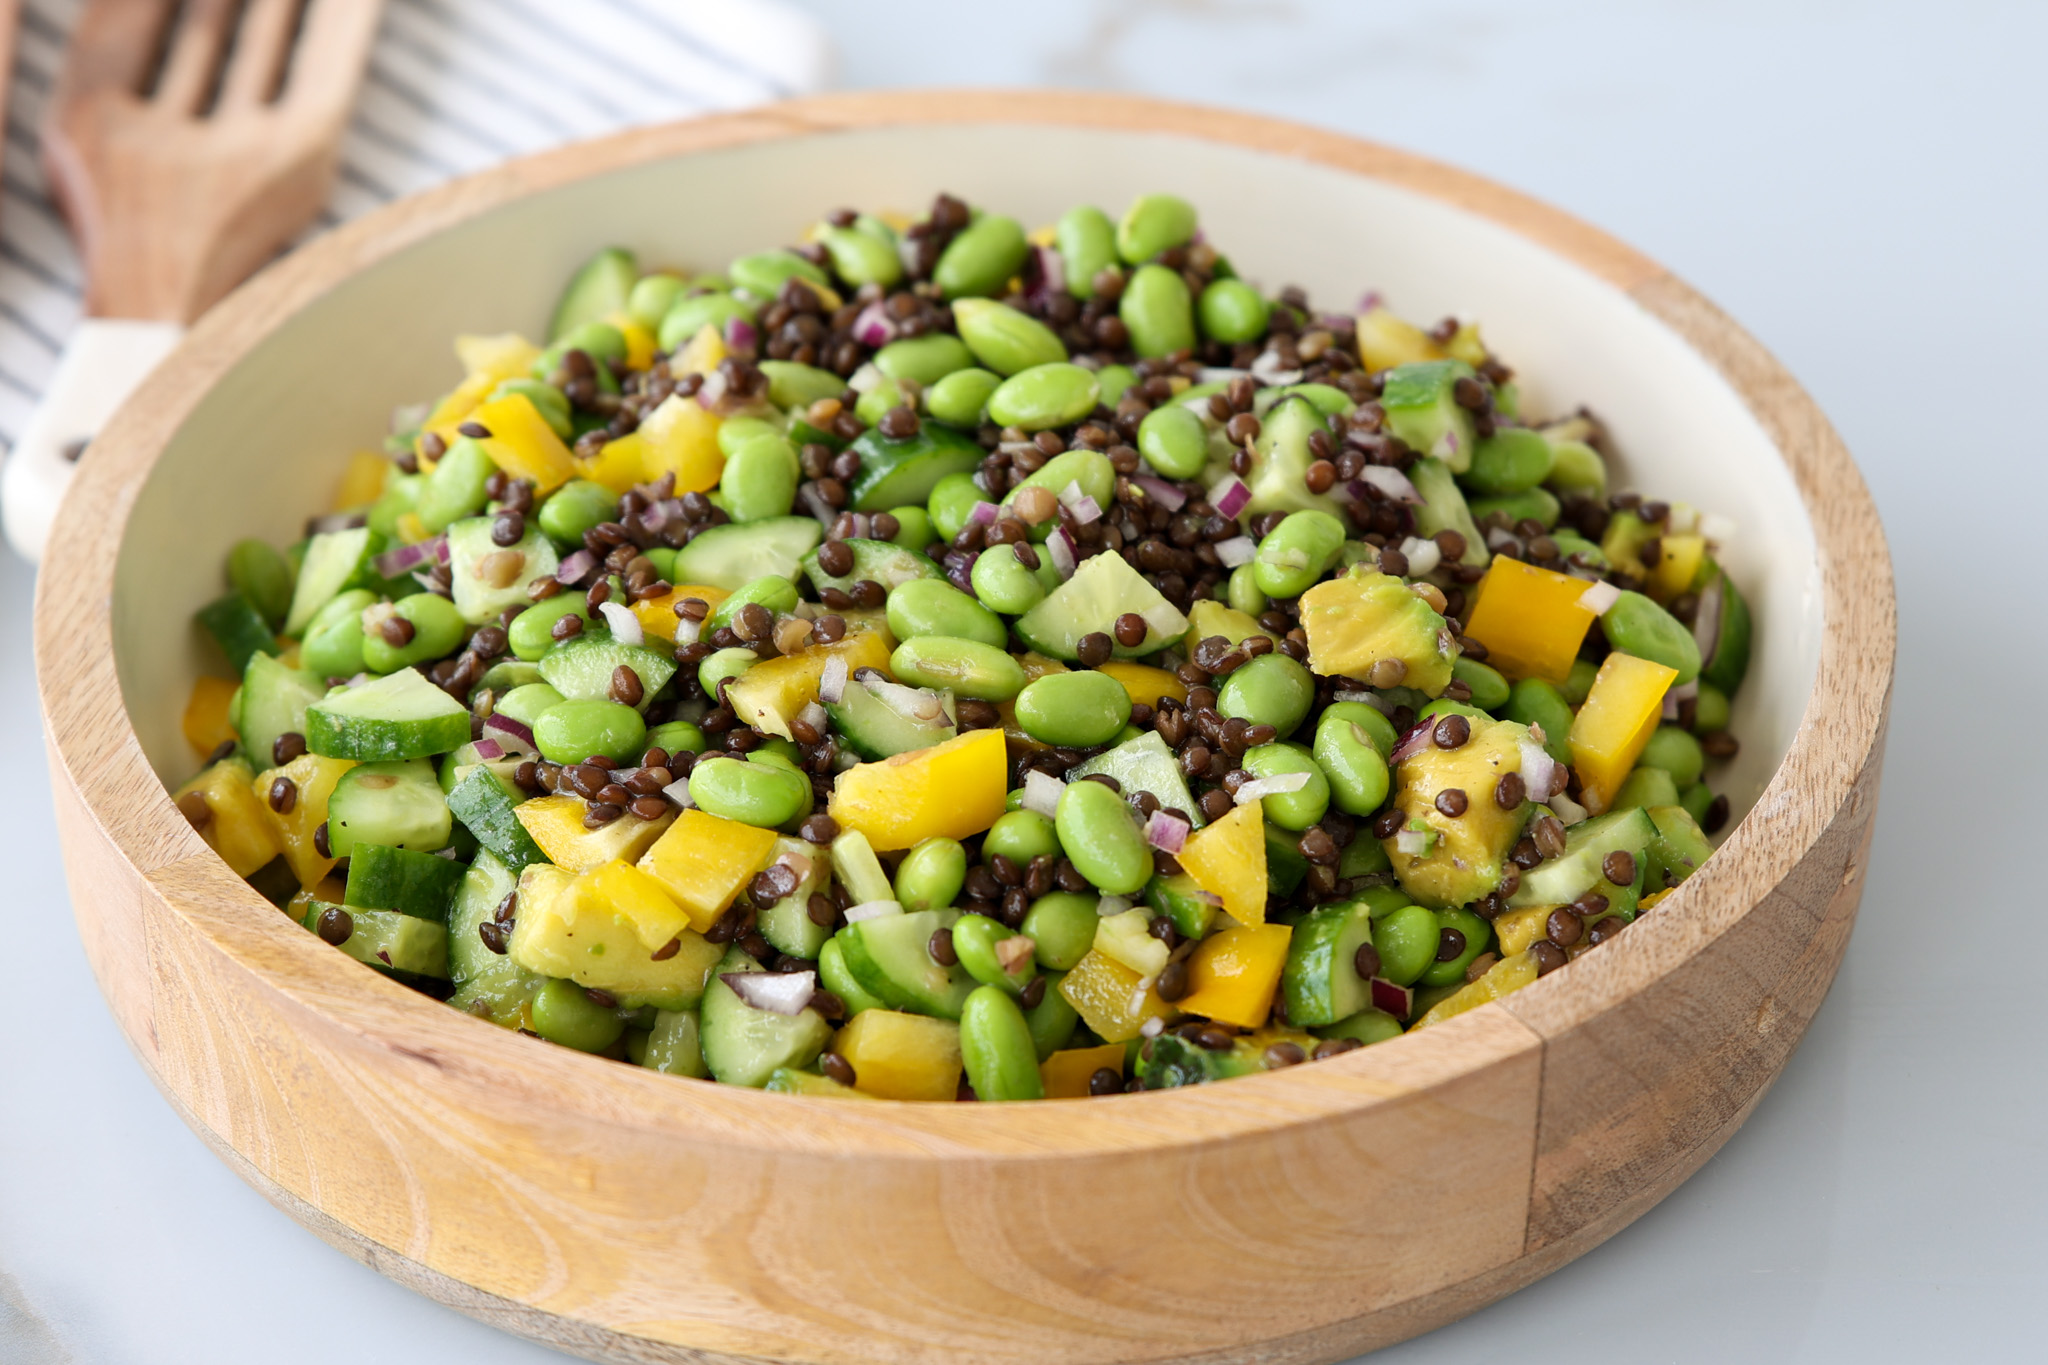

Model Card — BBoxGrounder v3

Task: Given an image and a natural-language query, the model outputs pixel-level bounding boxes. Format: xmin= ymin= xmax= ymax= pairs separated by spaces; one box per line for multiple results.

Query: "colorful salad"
xmin=172 ymin=191 xmax=1750 ymax=1101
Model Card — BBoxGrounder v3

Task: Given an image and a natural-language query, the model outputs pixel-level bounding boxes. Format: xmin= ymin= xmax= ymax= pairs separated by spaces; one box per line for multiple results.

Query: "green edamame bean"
xmin=1055 ymin=206 xmax=1118 ymax=299
xmin=716 ymin=415 xmax=780 ymax=458
xmin=494 ymin=682 xmax=565 ymax=731
xmin=985 ymin=363 xmax=1101 ymax=433
xmin=1096 ymin=365 xmax=1138 ymax=406
xmin=1319 ymin=701 xmax=1397 ymax=759
xmin=1465 ymin=428 xmax=1555 ymax=496
xmin=758 ymin=360 xmax=845 ymax=411
xmin=698 ymin=647 xmax=757 ymax=698
xmin=1545 ymin=439 xmax=1607 ymax=495
xmin=970 ymin=543 xmax=1047 ymax=615
xmin=953 ymin=914 xmax=1036 ymax=994
xmin=934 ymin=214 xmax=1029 ymax=300
xmin=886 ymin=505 xmax=935 ymax=550
xmin=1216 ymin=653 xmax=1315 ymax=738
xmin=718 ymin=435 xmax=799 ymax=522
xmin=1471 ymin=487 xmax=1563 ymax=532
xmin=1611 ymin=765 xmax=1680 ymax=813
xmin=1561 ymin=658 xmax=1600 ymax=707
xmin=890 ymin=636 xmax=1026 ymax=701
xmin=984 ymin=809 xmax=1062 ymax=865
xmin=1013 ymin=671 xmax=1132 ymax=748
xmin=538 ymin=479 xmax=620 ymax=548
xmin=1003 ymin=447 xmax=1115 ymax=515
xmin=1637 ymin=726 xmax=1706 ymax=788
xmin=1693 ymin=682 xmax=1731 ymax=735
xmin=925 ymin=367 xmax=1004 ymax=427
xmin=753 ymin=737 xmax=805 ymax=771
xmin=1679 ymin=781 xmax=1717 ymax=826
xmin=959 ymin=986 xmax=1045 ymax=1101
xmin=687 ymin=753 xmax=809 ymax=828
xmin=1422 ymin=907 xmax=1491 ymax=988
xmin=1316 ymin=1008 xmax=1404 ymax=1048
xmin=1054 ymin=779 xmax=1152 ymax=895
xmin=819 ymin=225 xmax=903 ymax=288
xmin=1451 ymin=656 xmax=1510 ymax=712
xmin=1137 ymin=403 xmax=1209 ymax=479
xmin=1116 ymin=193 xmax=1197 ymax=264
xmin=1252 ymin=510 xmax=1347 ymax=598
xmin=531 ymin=978 xmax=624 ymax=1053
xmin=645 ymin=720 xmax=706 ymax=756
xmin=657 ymin=292 xmax=754 ymax=352
xmin=710 ymin=577 xmax=800 ymax=634
xmin=1373 ymin=903 xmax=1443 ymax=987
xmin=1020 ymin=892 xmax=1099 ymax=972
xmin=1240 ymin=744 xmax=1330 ymax=831
xmin=1198 ymin=278 xmax=1270 ymax=344
xmin=1227 ymin=564 xmax=1268 ymax=617
xmin=855 ymin=376 xmax=909 ymax=428
xmin=509 ymin=595 xmax=593 ymax=662
xmin=301 ymin=588 xmax=375 ymax=679
xmin=952 ymin=298 xmax=1067 ymax=376
xmin=627 ymin=273 xmax=685 ymax=329
xmin=1120 ymin=264 xmax=1196 ymax=359
xmin=361 ymin=593 xmax=466 ymax=674
xmin=228 ymin=538 xmax=294 ymax=628
xmin=729 ymin=250 xmax=829 ymax=300
xmin=1356 ymin=885 xmax=1413 ymax=919
xmin=1024 ymin=974 xmax=1080 ymax=1060
xmin=927 ymin=472 xmax=986 ymax=542
xmin=1602 ymin=591 xmax=1702 ymax=684
xmin=1313 ymin=714 xmax=1391 ymax=816
xmin=886 ymin=578 xmax=1007 ymax=649
xmin=894 ymin=837 xmax=967 ymax=912
xmin=416 ymin=438 xmax=494 ymax=532
xmin=820 ymin=937 xmax=887 ymax=1016
xmin=534 ymin=699 xmax=647 ymax=765
xmin=875 ymin=333 xmax=975 ymax=387
xmin=1503 ymin=678 xmax=1574 ymax=763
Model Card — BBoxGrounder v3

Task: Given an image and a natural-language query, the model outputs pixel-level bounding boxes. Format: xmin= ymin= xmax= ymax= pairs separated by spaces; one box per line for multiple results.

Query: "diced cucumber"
xmin=1245 ymin=395 xmax=1345 ymax=519
xmin=699 ymin=946 xmax=833 ymax=1088
xmin=1068 ymin=730 xmax=1201 ymax=824
xmin=642 ymin=1009 xmax=707 ymax=1077
xmin=446 ymin=515 xmax=560 ymax=625
xmin=764 ymin=1067 xmax=868 ymax=1097
xmin=549 ymin=247 xmax=638 ymax=343
xmin=327 ymin=759 xmax=451 ymax=855
xmin=237 ymin=652 xmax=325 ymax=767
xmin=445 ymin=765 xmax=547 ymax=872
xmin=536 ymin=632 xmax=677 ymax=709
xmin=824 ymin=675 xmax=957 ymax=760
xmin=835 ymin=908 xmax=976 ymax=1021
xmin=302 ymin=901 xmax=449 ymax=978
xmin=845 ymin=423 xmax=984 ymax=512
xmin=285 ymin=525 xmax=384 ymax=635
xmin=1282 ymin=900 xmax=1376 ymax=1027
xmin=1643 ymin=805 xmax=1714 ymax=891
xmin=1014 ymin=552 xmax=1188 ymax=661
xmin=1379 ymin=360 xmax=1478 ymax=474
xmin=800 ymin=538 xmax=942 ymax=596
xmin=1509 ymin=808 xmax=1656 ymax=909
xmin=829 ymin=829 xmax=895 ymax=907
xmin=437 ymin=746 xmax=522 ymax=797
xmin=756 ymin=837 xmax=832 ymax=960
xmin=670 ymin=516 xmax=822 ymax=590
xmin=1265 ymin=821 xmax=1308 ymax=897
xmin=417 ymin=437 xmax=495 ymax=534
xmin=1407 ymin=457 xmax=1489 ymax=567
xmin=474 ymin=659 xmax=544 ymax=700
xmin=1145 ymin=873 xmax=1218 ymax=940
xmin=343 ymin=843 xmax=467 ymax=921
xmin=306 ymin=669 xmax=472 ymax=761
xmin=196 ymin=594 xmax=276 ymax=674
xmin=447 ymin=851 xmax=541 ymax=1025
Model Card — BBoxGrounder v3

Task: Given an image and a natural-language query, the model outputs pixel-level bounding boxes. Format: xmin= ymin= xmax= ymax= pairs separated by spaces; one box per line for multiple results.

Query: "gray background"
xmin=6 ymin=1 xmax=2044 ymax=1361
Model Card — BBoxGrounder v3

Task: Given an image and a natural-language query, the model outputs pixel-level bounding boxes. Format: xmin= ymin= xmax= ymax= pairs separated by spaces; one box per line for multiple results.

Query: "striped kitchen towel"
xmin=0 ymin=0 xmax=832 ymax=451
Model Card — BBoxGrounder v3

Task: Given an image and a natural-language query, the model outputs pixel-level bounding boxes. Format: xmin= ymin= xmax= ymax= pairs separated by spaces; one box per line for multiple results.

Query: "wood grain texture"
xmin=41 ymin=0 xmax=383 ymax=321
xmin=33 ymin=93 xmax=1895 ymax=1364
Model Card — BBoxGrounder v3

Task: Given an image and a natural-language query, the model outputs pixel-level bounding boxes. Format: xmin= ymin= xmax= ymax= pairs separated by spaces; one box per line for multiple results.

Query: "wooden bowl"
xmin=35 ymin=93 xmax=1893 ymax=1364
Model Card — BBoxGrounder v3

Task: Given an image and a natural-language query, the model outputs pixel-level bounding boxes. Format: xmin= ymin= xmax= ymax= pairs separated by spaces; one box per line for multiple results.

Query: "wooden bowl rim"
xmin=36 ymin=90 xmax=1894 ymax=1161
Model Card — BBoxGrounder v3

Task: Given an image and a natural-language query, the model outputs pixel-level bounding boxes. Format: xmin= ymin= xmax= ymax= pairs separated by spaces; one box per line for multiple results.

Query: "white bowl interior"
xmin=112 ymin=123 xmax=1819 ymax=821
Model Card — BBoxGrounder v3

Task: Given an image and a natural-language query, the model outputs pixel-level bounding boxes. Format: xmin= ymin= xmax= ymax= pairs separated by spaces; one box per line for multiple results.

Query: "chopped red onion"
xmin=1130 ymin=475 xmax=1186 ymax=511
xmin=410 ymin=569 xmax=440 ymax=594
xmin=471 ymin=738 xmax=505 ymax=762
xmin=1047 ymin=527 xmax=1079 ymax=580
xmin=846 ymin=362 xmax=883 ymax=393
xmin=434 ymin=537 xmax=452 ymax=564
xmin=597 ymin=600 xmax=643 ymax=646
xmin=1021 ymin=243 xmax=1066 ymax=311
xmin=1234 ymin=771 xmax=1310 ymax=805
xmin=1332 ymin=689 xmax=1393 ymax=714
xmin=1395 ymin=828 xmax=1433 ymax=857
xmin=1208 ymin=475 xmax=1251 ymax=519
xmin=874 ymin=680 xmax=948 ymax=724
xmin=1214 ymin=535 xmax=1257 ymax=568
xmin=1057 ymin=480 xmax=1088 ymax=510
xmin=1249 ymin=350 xmax=1303 ymax=385
xmin=797 ymin=701 xmax=829 ymax=735
xmin=1487 ymin=525 xmax=1522 ymax=552
xmin=662 ymin=775 xmax=695 ymax=808
xmin=305 ymin=511 xmax=368 ymax=535
xmin=482 ymin=712 xmax=535 ymax=750
xmin=1662 ymin=679 xmax=1699 ymax=722
xmin=851 ymin=300 xmax=897 ymax=348
xmin=967 ymin=499 xmax=1000 ymax=527
xmin=1370 ymin=976 xmax=1412 ymax=1019
xmin=721 ymin=970 xmax=815 ymax=1016
xmin=994 ymin=936 xmax=1036 ymax=975
xmin=1021 ymin=770 xmax=1064 ymax=818
xmin=1519 ymin=738 xmax=1564 ymax=801
xmin=844 ymin=899 xmax=903 ymax=924
xmin=371 ymin=539 xmax=434 ymax=578
xmin=1357 ymin=466 xmax=1423 ymax=505
xmin=1397 ymin=536 xmax=1442 ymax=576
xmin=1357 ymin=290 xmax=1385 ymax=314
xmin=555 ymin=548 xmax=597 ymax=584
xmin=723 ymin=316 xmax=758 ymax=352
xmin=1069 ymin=494 xmax=1103 ymax=525
xmin=1692 ymin=576 xmax=1724 ymax=667
xmin=1196 ymin=367 xmax=1250 ymax=386
xmin=818 ymin=655 xmax=849 ymax=704
xmin=1547 ymin=791 xmax=1589 ymax=826
xmin=800 ymin=482 xmax=837 ymax=526
xmin=1699 ymin=512 xmax=1737 ymax=545
xmin=1144 ymin=809 xmax=1190 ymax=854
xmin=1390 ymin=720 xmax=1434 ymax=764
xmin=1577 ymin=580 xmax=1622 ymax=614
xmin=696 ymin=369 xmax=730 ymax=408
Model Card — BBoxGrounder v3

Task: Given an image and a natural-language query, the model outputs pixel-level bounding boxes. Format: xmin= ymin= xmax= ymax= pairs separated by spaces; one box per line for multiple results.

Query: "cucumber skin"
xmin=196 ymin=594 xmax=277 ymax=675
xmin=699 ymin=946 xmax=832 ymax=1088
xmin=305 ymin=671 xmax=473 ymax=763
xmin=303 ymin=901 xmax=450 ymax=979
xmin=343 ymin=843 xmax=468 ymax=922
xmin=446 ymin=766 xmax=548 ymax=873
xmin=1282 ymin=901 xmax=1375 ymax=1028
xmin=326 ymin=760 xmax=452 ymax=856
xmin=837 ymin=909 xmax=976 ymax=1021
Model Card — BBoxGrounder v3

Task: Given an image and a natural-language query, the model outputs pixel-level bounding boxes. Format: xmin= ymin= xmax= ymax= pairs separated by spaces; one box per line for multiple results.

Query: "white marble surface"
xmin=6 ymin=1 xmax=2046 ymax=1360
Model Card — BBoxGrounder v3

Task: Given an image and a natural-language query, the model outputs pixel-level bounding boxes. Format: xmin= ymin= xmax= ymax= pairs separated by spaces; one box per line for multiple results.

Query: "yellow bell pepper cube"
xmin=578 ymin=859 xmax=694 ymax=953
xmin=671 ymin=323 xmax=726 ymax=379
xmin=1444 ymin=320 xmax=1489 ymax=368
xmin=1639 ymin=887 xmax=1674 ymax=911
xmin=725 ymin=631 xmax=892 ymax=740
xmin=629 ymin=583 xmax=733 ymax=643
xmin=605 ymin=312 xmax=658 ymax=371
xmin=471 ymin=392 xmax=576 ymax=495
xmin=509 ymin=864 xmax=723 ymax=1010
xmin=1649 ymin=533 xmax=1707 ymax=603
xmin=332 ymin=451 xmax=390 ymax=511
xmin=1463 ymin=558 xmax=1600 ymax=685
xmin=637 ymin=393 xmax=725 ymax=494
xmin=1040 ymin=1043 xmax=1128 ymax=1099
xmin=252 ymin=753 xmax=355 ymax=887
xmin=834 ymin=1009 xmax=963 ymax=1102
xmin=1493 ymin=904 xmax=1554 ymax=958
xmin=394 ymin=511 xmax=431 ymax=545
xmin=1176 ymin=923 xmax=1292 ymax=1030
xmin=182 ymin=675 xmax=239 ymax=758
xmin=635 ymin=809 xmax=780 ymax=932
xmin=1356 ymin=306 xmax=1445 ymax=373
xmin=1413 ymin=949 xmax=1540 ymax=1029
xmin=1176 ymin=799 xmax=1268 ymax=926
xmin=1058 ymin=950 xmax=1176 ymax=1044
xmin=1095 ymin=659 xmax=1187 ymax=709
xmin=828 ymin=727 xmax=1009 ymax=852
xmin=514 ymin=794 xmax=674 ymax=873
xmin=174 ymin=758 xmax=283 ymax=878
xmin=454 ymin=332 xmax=541 ymax=380
xmin=576 ymin=431 xmax=650 ymax=496
xmin=1570 ymin=652 xmax=1678 ymax=815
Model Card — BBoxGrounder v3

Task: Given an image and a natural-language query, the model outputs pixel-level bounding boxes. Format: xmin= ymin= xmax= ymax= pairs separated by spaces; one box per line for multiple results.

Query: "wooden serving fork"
xmin=4 ymin=0 xmax=383 ymax=559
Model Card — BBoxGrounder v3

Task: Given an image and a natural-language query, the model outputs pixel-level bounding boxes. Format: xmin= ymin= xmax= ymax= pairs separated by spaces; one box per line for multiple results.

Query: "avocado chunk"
xmin=1135 ymin=1028 xmax=1318 ymax=1088
xmin=1379 ymin=360 xmax=1478 ymax=473
xmin=1405 ymin=457 xmax=1489 ymax=568
xmin=1382 ymin=716 xmax=1536 ymax=908
xmin=1244 ymin=394 xmax=1344 ymax=518
xmin=1298 ymin=567 xmax=1460 ymax=696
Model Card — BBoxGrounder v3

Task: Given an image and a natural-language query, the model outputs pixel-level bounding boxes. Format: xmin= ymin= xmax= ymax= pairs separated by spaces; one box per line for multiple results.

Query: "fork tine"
xmin=152 ymin=0 xmax=240 ymax=115
xmin=274 ymin=0 xmax=383 ymax=119
xmin=54 ymin=0 xmax=177 ymax=99
xmin=216 ymin=0 xmax=299 ymax=111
